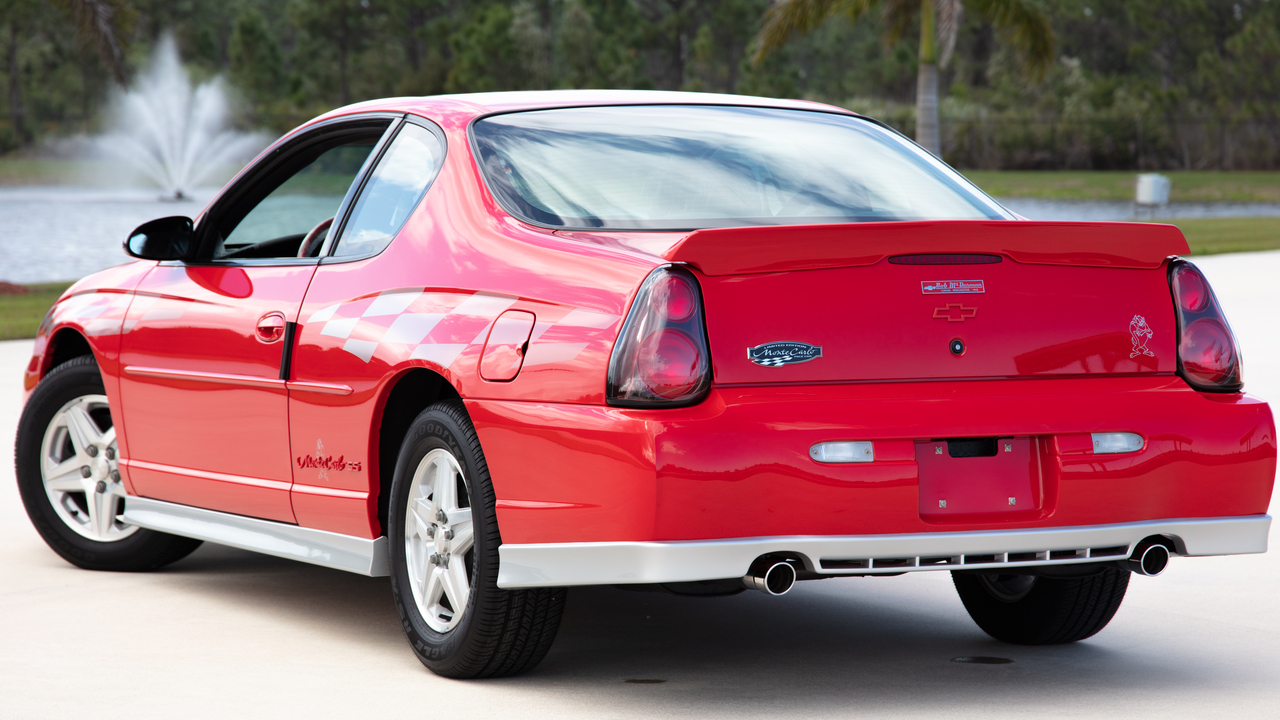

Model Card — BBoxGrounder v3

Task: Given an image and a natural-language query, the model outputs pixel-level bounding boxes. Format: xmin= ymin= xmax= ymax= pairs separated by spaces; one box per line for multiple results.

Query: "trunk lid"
xmin=666 ymin=221 xmax=1188 ymax=385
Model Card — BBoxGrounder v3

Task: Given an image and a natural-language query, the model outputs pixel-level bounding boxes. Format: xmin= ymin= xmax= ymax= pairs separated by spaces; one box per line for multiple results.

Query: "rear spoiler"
xmin=663 ymin=220 xmax=1190 ymax=276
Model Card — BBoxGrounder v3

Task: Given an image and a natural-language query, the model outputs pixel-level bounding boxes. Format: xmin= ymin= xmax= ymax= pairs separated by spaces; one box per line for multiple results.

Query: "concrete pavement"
xmin=2 ymin=250 xmax=1277 ymax=719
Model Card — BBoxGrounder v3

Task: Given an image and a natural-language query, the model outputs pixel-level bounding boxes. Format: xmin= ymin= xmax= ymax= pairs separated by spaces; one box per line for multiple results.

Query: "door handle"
xmin=256 ymin=312 xmax=287 ymax=343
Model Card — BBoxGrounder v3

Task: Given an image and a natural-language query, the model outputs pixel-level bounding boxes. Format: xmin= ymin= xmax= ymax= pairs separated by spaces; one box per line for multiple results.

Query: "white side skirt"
xmin=122 ymin=495 xmax=389 ymax=576
xmin=496 ymin=516 xmax=1271 ymax=589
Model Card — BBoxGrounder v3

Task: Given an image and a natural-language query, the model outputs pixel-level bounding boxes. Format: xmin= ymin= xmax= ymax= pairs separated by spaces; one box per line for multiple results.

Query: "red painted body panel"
xmin=23 ymin=92 xmax=1274 ymax=563
xmin=700 ymin=259 xmax=1177 ymax=385
xmin=115 ymin=264 xmax=315 ymax=522
xmin=476 ymin=377 xmax=1274 ymax=544
xmin=284 ymin=127 xmax=652 ymax=536
xmin=24 ymin=261 xmax=156 ymax=490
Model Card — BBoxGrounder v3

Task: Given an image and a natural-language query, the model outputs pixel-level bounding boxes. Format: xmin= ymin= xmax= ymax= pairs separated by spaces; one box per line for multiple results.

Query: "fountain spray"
xmin=93 ymin=34 xmax=270 ymax=201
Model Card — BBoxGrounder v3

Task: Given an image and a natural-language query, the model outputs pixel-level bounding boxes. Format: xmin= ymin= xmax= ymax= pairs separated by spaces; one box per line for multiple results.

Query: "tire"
xmin=388 ymin=400 xmax=566 ymax=678
xmin=952 ymin=568 xmax=1130 ymax=645
xmin=15 ymin=355 xmax=202 ymax=571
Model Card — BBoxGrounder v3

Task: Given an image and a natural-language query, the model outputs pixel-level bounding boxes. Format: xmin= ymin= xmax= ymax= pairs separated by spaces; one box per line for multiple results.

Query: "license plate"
xmin=916 ymin=437 xmax=1040 ymax=518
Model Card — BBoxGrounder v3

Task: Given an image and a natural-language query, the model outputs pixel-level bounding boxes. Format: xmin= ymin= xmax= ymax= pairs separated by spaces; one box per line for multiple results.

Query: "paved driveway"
xmin=2 ymin=250 xmax=1277 ymax=719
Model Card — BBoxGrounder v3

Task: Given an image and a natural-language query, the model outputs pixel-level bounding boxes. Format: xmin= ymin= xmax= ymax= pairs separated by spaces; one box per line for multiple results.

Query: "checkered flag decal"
xmin=306 ymin=288 xmax=618 ymax=369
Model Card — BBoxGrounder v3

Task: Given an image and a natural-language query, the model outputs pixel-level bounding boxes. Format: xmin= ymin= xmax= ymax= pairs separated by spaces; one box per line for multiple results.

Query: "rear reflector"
xmin=1091 ymin=432 xmax=1144 ymax=455
xmin=810 ymin=441 xmax=874 ymax=463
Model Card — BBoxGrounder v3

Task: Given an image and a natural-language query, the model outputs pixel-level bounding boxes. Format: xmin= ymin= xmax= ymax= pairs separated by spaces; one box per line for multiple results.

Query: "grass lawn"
xmin=963 ymin=170 xmax=1280 ymax=203
xmin=1152 ymin=217 xmax=1280 ymax=255
xmin=0 ymin=282 xmax=73 ymax=341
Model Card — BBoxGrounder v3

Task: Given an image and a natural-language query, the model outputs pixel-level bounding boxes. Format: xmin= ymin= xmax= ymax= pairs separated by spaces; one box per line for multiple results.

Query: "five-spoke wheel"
xmin=388 ymin=399 xmax=566 ymax=678
xmin=16 ymin=355 xmax=202 ymax=571
xmin=404 ymin=448 xmax=475 ymax=632
xmin=40 ymin=394 xmax=136 ymax=542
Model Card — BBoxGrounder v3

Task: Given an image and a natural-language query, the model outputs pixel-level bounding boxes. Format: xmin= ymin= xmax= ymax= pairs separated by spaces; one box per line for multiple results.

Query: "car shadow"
xmin=160 ymin=543 xmax=1259 ymax=714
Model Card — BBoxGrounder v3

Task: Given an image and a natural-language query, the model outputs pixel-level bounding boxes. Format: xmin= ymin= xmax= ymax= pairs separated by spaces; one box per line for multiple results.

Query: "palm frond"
xmin=879 ymin=0 xmax=920 ymax=49
xmin=54 ymin=0 xmax=136 ymax=84
xmin=966 ymin=0 xmax=1055 ymax=77
xmin=936 ymin=0 xmax=963 ymax=67
xmin=753 ymin=0 xmax=879 ymax=64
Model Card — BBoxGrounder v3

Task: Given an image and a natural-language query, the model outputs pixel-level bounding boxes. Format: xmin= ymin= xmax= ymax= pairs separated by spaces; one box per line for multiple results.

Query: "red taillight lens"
xmin=655 ymin=274 xmax=696 ymax=322
xmin=1180 ymin=318 xmax=1236 ymax=386
xmin=1173 ymin=264 xmax=1209 ymax=313
xmin=607 ymin=266 xmax=711 ymax=406
xmin=638 ymin=330 xmax=701 ymax=399
xmin=1169 ymin=259 xmax=1242 ymax=392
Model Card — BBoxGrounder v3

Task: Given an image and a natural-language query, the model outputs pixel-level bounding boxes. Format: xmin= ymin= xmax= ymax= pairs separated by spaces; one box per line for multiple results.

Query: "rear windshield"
xmin=471 ymin=105 xmax=1011 ymax=230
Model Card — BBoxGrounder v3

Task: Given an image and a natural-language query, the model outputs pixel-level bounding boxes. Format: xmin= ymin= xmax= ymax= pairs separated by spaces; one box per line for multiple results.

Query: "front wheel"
xmin=388 ymin=400 xmax=566 ymax=678
xmin=952 ymin=568 xmax=1130 ymax=645
xmin=15 ymin=355 xmax=202 ymax=571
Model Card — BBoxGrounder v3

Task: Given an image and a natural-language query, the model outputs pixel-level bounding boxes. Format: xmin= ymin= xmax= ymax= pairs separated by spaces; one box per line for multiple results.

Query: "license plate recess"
xmin=916 ymin=436 xmax=1043 ymax=519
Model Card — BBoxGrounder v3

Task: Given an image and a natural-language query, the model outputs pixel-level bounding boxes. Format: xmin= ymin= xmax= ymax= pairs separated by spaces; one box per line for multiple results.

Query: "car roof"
xmin=312 ymin=89 xmax=856 ymax=127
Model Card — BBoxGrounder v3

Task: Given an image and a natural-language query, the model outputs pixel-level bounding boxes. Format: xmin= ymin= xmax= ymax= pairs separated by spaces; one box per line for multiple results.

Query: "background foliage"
xmin=1 ymin=0 xmax=1278 ymax=169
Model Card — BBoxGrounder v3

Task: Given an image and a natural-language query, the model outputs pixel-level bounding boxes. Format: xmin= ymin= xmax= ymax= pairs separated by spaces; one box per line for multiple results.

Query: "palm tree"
xmin=754 ymin=0 xmax=1054 ymax=157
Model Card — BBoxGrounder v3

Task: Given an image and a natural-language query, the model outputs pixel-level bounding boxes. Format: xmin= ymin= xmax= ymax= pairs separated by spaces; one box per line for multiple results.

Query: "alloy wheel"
xmin=40 ymin=394 xmax=136 ymax=542
xmin=404 ymin=448 xmax=475 ymax=632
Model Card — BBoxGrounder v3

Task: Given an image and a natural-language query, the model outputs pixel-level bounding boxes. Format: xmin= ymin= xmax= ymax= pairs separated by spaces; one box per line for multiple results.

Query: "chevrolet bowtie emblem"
xmin=933 ymin=304 xmax=977 ymax=322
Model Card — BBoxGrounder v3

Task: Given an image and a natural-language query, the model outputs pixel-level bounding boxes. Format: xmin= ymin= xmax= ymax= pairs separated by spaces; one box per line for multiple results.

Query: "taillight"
xmin=1169 ymin=260 xmax=1242 ymax=392
xmin=607 ymin=266 xmax=711 ymax=406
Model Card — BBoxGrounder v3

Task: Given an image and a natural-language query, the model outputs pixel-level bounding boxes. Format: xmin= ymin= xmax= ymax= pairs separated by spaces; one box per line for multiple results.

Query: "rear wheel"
xmin=388 ymin=400 xmax=566 ymax=678
xmin=952 ymin=568 xmax=1130 ymax=645
xmin=15 ymin=355 xmax=202 ymax=571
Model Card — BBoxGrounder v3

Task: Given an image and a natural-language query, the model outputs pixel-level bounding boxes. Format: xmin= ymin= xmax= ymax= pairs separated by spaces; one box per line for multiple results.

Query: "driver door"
xmin=118 ymin=117 xmax=397 ymax=521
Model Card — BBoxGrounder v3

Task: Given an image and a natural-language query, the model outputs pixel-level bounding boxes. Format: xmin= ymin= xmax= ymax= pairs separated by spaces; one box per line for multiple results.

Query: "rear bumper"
xmin=497 ymin=515 xmax=1271 ymax=588
xmin=471 ymin=376 xmax=1276 ymax=548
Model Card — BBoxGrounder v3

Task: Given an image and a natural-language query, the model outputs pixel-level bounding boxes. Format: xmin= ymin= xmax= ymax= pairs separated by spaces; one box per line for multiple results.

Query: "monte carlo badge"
xmin=748 ymin=341 xmax=823 ymax=366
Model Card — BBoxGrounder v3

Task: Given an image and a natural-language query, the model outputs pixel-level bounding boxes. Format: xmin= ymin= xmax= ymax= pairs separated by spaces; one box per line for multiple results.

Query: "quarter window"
xmin=332 ymin=123 xmax=445 ymax=258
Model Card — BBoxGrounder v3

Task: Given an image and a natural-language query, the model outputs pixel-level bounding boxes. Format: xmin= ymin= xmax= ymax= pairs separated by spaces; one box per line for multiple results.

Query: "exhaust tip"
xmin=1126 ymin=538 xmax=1171 ymax=577
xmin=743 ymin=560 xmax=797 ymax=595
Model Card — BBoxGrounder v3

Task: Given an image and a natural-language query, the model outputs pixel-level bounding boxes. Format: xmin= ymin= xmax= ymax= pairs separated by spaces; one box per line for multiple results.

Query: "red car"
xmin=16 ymin=91 xmax=1275 ymax=678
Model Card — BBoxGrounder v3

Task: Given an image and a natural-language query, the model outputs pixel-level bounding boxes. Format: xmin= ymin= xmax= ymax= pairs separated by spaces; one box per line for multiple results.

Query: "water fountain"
xmin=92 ymin=35 xmax=270 ymax=201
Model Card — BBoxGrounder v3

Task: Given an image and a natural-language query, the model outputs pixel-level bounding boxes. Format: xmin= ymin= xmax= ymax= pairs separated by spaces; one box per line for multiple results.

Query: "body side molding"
xmin=121 ymin=495 xmax=389 ymax=576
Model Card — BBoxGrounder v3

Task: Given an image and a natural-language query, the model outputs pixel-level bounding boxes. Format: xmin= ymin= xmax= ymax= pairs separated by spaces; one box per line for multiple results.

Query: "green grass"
xmin=0 ymin=282 xmax=73 ymax=341
xmin=963 ymin=171 xmax=1280 ymax=203
xmin=1149 ymin=217 xmax=1280 ymax=255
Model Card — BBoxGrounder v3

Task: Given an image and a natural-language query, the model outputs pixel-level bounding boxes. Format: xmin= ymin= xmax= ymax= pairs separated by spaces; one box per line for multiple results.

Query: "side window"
xmin=215 ymin=141 xmax=379 ymax=259
xmin=332 ymin=123 xmax=445 ymax=258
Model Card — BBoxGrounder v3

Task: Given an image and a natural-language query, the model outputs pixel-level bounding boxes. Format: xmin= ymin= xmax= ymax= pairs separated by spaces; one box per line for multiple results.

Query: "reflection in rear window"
xmin=472 ymin=105 xmax=1011 ymax=230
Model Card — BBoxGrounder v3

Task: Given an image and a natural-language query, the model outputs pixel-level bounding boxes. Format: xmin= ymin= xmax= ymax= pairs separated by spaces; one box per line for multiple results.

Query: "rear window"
xmin=471 ymin=105 xmax=1011 ymax=230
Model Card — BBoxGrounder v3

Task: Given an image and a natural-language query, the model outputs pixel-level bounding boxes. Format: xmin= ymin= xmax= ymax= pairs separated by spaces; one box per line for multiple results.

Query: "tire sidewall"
xmin=388 ymin=402 xmax=498 ymax=673
xmin=15 ymin=357 xmax=162 ymax=567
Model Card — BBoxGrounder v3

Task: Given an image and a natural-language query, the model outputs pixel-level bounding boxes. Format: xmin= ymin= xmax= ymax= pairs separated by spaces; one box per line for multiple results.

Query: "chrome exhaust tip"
xmin=1126 ymin=538 xmax=1171 ymax=577
xmin=742 ymin=559 xmax=797 ymax=595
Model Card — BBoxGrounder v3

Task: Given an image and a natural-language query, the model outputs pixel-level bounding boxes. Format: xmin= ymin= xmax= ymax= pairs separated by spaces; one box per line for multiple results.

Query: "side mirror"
xmin=125 ymin=216 xmax=193 ymax=261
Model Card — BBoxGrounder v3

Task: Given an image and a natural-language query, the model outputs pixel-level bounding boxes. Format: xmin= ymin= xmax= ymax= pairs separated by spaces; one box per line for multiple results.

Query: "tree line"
xmin=2 ymin=0 xmax=1278 ymax=169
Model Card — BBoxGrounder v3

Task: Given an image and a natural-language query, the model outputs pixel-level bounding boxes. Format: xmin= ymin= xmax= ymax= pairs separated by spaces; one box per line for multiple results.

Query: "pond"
xmin=2 ymin=186 xmax=1278 ymax=284
xmin=0 ymin=187 xmax=215 ymax=284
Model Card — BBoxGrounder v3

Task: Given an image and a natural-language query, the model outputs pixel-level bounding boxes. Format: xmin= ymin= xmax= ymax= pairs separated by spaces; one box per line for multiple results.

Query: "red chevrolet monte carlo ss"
xmin=16 ymin=91 xmax=1275 ymax=677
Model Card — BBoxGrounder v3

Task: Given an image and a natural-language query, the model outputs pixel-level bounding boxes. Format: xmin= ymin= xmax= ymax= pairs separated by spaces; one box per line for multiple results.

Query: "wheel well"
xmin=46 ymin=329 xmax=93 ymax=374
xmin=375 ymin=369 xmax=461 ymax=535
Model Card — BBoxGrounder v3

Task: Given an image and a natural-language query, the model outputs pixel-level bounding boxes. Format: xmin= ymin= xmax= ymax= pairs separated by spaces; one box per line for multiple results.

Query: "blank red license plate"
xmin=916 ymin=436 xmax=1041 ymax=518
